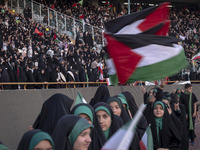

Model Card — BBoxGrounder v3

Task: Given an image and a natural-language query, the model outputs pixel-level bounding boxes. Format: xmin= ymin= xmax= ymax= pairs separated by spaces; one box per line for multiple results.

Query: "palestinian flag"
xmin=74 ymin=92 xmax=87 ymax=105
xmin=72 ymin=2 xmax=77 ymax=7
xmin=104 ymin=2 xmax=188 ymax=84
xmin=105 ymin=2 xmax=170 ymax=35
xmin=35 ymin=28 xmax=43 ymax=36
xmin=192 ymin=52 xmax=200 ymax=60
xmin=101 ymin=104 xmax=146 ymax=150
xmin=139 ymin=126 xmax=153 ymax=150
xmin=98 ymin=62 xmax=104 ymax=82
xmin=79 ymin=14 xmax=84 ymax=20
xmin=105 ymin=34 xmax=188 ymax=84
xmin=51 ymin=3 xmax=55 ymax=9
xmin=54 ymin=33 xmax=61 ymax=43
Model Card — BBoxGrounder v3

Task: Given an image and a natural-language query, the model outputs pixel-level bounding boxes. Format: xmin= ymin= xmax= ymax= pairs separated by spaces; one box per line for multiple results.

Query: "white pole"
xmin=128 ymin=0 xmax=130 ymax=14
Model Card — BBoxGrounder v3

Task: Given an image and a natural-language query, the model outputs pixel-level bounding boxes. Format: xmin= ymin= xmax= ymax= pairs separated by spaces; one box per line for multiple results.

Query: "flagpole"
xmin=128 ymin=0 xmax=130 ymax=14
xmin=117 ymin=104 xmax=146 ymax=150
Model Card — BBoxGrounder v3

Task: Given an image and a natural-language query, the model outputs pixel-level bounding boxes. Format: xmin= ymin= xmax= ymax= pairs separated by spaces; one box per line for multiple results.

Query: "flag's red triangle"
xmin=51 ymin=4 xmax=55 ymax=9
xmin=72 ymin=2 xmax=77 ymax=7
xmin=137 ymin=2 xmax=170 ymax=32
xmin=79 ymin=14 xmax=84 ymax=19
xmin=155 ymin=20 xmax=170 ymax=36
xmin=105 ymin=34 xmax=143 ymax=84
xmin=54 ymin=33 xmax=57 ymax=40
xmin=139 ymin=141 xmax=147 ymax=150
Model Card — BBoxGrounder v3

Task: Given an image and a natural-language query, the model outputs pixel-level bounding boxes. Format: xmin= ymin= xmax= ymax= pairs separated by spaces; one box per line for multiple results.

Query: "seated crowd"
xmin=0 ymin=83 xmax=198 ymax=149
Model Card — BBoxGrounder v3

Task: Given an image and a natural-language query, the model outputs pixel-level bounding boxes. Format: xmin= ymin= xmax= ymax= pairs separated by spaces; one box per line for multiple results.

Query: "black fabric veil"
xmin=89 ymin=85 xmax=110 ymax=106
xmin=32 ymin=93 xmax=74 ymax=135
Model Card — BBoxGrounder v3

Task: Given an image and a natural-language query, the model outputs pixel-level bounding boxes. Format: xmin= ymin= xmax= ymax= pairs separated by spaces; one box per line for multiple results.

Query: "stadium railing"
xmin=6 ymin=0 xmax=105 ymax=46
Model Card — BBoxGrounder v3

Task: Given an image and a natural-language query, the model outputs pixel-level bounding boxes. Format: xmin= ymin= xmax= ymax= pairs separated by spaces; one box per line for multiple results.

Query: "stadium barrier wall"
xmin=1 ymin=84 xmax=200 ymax=149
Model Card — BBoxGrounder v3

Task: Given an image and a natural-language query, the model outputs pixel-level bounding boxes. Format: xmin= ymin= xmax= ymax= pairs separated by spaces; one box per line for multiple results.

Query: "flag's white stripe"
xmin=105 ymin=58 xmax=117 ymax=75
xmin=132 ymin=44 xmax=183 ymax=67
xmin=114 ymin=19 xmax=144 ymax=35
xmin=142 ymin=131 xmax=148 ymax=148
xmin=192 ymin=53 xmax=200 ymax=60
xmin=102 ymin=129 xmax=128 ymax=149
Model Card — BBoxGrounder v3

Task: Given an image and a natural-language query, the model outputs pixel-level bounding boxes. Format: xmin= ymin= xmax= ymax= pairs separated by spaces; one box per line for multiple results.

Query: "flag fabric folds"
xmin=101 ymin=104 xmax=146 ymax=150
xmin=139 ymin=126 xmax=154 ymax=150
xmin=98 ymin=62 xmax=104 ymax=82
xmin=104 ymin=2 xmax=188 ymax=85
xmin=192 ymin=52 xmax=200 ymax=60
xmin=53 ymin=33 xmax=61 ymax=43
xmin=74 ymin=92 xmax=87 ymax=105
xmin=35 ymin=28 xmax=43 ymax=36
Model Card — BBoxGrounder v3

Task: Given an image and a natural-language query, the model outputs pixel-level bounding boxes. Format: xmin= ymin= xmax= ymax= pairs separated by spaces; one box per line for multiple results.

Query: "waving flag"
xmin=105 ymin=2 xmax=170 ymax=35
xmin=192 ymin=52 xmax=200 ymax=60
xmin=74 ymin=92 xmax=87 ymax=105
xmin=104 ymin=3 xmax=188 ymax=84
xmin=101 ymin=104 xmax=146 ymax=150
xmin=35 ymin=28 xmax=43 ymax=36
xmin=54 ymin=33 xmax=61 ymax=43
xmin=139 ymin=126 xmax=153 ymax=150
xmin=98 ymin=62 xmax=104 ymax=82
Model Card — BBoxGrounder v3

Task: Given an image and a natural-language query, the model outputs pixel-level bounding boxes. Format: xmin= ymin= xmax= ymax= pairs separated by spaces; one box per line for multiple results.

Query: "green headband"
xmin=117 ymin=94 xmax=129 ymax=110
xmin=74 ymin=105 xmax=93 ymax=123
xmin=0 ymin=144 xmax=9 ymax=150
xmin=153 ymin=101 xmax=165 ymax=111
xmin=68 ymin=118 xmax=93 ymax=146
xmin=95 ymin=106 xmax=111 ymax=117
xmin=29 ymin=131 xmax=54 ymax=150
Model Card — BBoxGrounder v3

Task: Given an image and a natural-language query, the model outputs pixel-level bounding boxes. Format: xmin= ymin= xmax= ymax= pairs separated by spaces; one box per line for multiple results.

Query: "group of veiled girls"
xmin=1 ymin=84 xmax=186 ymax=150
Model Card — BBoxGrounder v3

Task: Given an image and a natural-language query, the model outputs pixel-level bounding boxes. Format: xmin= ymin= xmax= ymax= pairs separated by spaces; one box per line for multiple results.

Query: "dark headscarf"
xmin=71 ymin=103 xmax=106 ymax=150
xmin=94 ymin=102 xmax=123 ymax=140
xmin=120 ymin=91 xmax=148 ymax=140
xmin=52 ymin=115 xmax=93 ymax=150
xmin=107 ymin=96 xmax=131 ymax=123
xmin=17 ymin=129 xmax=54 ymax=150
xmin=32 ymin=93 xmax=74 ymax=135
xmin=89 ymin=85 xmax=110 ymax=106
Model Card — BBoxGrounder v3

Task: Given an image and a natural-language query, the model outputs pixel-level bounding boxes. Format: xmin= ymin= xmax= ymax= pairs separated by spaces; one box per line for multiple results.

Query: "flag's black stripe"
xmin=104 ymin=6 xmax=157 ymax=34
xmin=110 ymin=34 xmax=181 ymax=49
xmin=142 ymin=23 xmax=165 ymax=35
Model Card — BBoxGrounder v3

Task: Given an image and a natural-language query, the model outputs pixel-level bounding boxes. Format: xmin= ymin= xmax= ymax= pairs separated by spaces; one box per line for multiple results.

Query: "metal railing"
xmin=6 ymin=0 xmax=104 ymax=46
xmin=0 ymin=82 xmax=107 ymax=90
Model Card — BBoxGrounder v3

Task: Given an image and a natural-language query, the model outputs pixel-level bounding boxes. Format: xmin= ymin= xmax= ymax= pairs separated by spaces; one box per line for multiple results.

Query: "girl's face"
xmin=73 ymin=128 xmax=92 ymax=150
xmin=79 ymin=113 xmax=92 ymax=124
xmin=109 ymin=101 xmax=121 ymax=116
xmin=96 ymin=110 xmax=111 ymax=131
xmin=33 ymin=140 xmax=53 ymax=150
xmin=154 ymin=104 xmax=164 ymax=118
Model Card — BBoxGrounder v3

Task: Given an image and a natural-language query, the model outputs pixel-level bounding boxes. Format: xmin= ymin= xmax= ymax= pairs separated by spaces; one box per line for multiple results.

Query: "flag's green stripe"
xmin=129 ymin=50 xmax=188 ymax=81
xmin=55 ymin=39 xmax=60 ymax=43
xmin=147 ymin=126 xmax=154 ymax=150
xmin=110 ymin=50 xmax=188 ymax=83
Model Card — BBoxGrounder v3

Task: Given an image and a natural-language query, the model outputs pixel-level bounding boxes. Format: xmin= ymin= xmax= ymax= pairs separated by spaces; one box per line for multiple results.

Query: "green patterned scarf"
xmin=185 ymin=91 xmax=194 ymax=130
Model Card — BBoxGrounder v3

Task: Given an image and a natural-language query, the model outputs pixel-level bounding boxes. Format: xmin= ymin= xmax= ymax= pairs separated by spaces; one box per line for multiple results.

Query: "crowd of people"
xmin=0 ymin=5 xmax=108 ymax=89
xmin=0 ymin=1 xmax=200 ymax=89
xmin=0 ymin=82 xmax=199 ymax=149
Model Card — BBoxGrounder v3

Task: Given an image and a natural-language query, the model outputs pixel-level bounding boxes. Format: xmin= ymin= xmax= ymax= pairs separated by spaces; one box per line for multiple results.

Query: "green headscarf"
xmin=68 ymin=117 xmax=93 ymax=146
xmin=29 ymin=131 xmax=54 ymax=150
xmin=117 ymin=94 xmax=129 ymax=110
xmin=0 ymin=144 xmax=9 ymax=150
xmin=154 ymin=101 xmax=164 ymax=142
xmin=176 ymin=87 xmax=182 ymax=98
xmin=185 ymin=91 xmax=194 ymax=130
xmin=95 ymin=106 xmax=111 ymax=139
xmin=107 ymin=97 xmax=123 ymax=110
xmin=74 ymin=105 xmax=93 ymax=123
